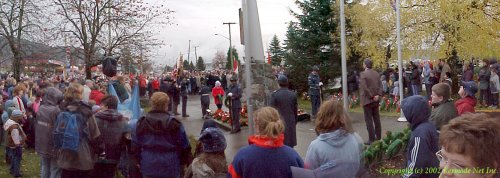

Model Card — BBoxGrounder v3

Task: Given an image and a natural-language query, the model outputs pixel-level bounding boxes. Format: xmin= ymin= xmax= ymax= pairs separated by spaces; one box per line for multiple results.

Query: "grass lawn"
xmin=0 ymin=146 xmax=40 ymax=178
xmin=298 ymin=98 xmax=401 ymax=117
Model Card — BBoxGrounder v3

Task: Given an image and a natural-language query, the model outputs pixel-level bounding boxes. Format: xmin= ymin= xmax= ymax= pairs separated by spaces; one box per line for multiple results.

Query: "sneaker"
xmin=397 ymin=117 xmax=407 ymax=122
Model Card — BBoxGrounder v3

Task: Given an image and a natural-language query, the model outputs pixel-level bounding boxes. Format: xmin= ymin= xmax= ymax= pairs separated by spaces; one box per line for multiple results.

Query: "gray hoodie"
xmin=35 ymin=87 xmax=63 ymax=157
xmin=304 ymin=129 xmax=363 ymax=178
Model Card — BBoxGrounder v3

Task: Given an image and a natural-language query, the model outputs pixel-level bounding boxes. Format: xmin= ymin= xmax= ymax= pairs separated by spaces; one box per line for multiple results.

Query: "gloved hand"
xmin=319 ymin=82 xmax=323 ymax=86
xmin=228 ymin=93 xmax=233 ymax=97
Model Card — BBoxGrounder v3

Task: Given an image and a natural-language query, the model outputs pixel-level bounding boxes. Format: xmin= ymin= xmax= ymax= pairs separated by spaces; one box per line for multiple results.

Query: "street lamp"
xmin=215 ymin=33 xmax=230 ymax=40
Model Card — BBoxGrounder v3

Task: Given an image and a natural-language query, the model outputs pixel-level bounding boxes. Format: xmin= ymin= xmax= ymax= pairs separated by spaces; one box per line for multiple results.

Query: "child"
xmin=185 ymin=127 xmax=227 ymax=178
xmin=391 ymin=81 xmax=400 ymax=98
xmin=490 ymin=66 xmax=500 ymax=109
xmin=381 ymin=75 xmax=388 ymax=94
xmin=401 ymin=96 xmax=439 ymax=178
xmin=455 ymin=81 xmax=478 ymax=115
xmin=3 ymin=109 xmax=26 ymax=177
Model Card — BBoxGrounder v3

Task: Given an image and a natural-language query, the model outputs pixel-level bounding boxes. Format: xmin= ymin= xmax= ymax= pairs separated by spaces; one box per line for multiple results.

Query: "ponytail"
xmin=254 ymin=107 xmax=284 ymax=138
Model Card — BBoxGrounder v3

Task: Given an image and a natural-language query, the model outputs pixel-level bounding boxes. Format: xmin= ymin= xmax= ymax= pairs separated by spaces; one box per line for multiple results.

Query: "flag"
xmin=267 ymin=51 xmax=271 ymax=64
xmin=233 ymin=57 xmax=239 ymax=75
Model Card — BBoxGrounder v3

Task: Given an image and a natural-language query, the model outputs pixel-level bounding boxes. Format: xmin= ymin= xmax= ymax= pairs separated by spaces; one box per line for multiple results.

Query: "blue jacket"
xmin=401 ymin=96 xmax=439 ymax=178
xmin=308 ymin=73 xmax=321 ymax=96
xmin=228 ymin=134 xmax=304 ymax=178
xmin=132 ymin=111 xmax=192 ymax=177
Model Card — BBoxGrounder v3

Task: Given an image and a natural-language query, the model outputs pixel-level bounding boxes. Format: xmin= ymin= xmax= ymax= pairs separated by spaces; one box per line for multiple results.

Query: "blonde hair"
xmin=64 ymin=83 xmax=84 ymax=101
xmin=150 ymin=92 xmax=169 ymax=112
xmin=254 ymin=107 xmax=284 ymax=138
xmin=315 ymin=100 xmax=353 ymax=134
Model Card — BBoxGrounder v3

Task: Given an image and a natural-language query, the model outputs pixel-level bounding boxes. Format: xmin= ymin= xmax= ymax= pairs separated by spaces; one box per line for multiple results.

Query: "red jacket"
xmin=152 ymin=80 xmax=160 ymax=90
xmin=212 ymin=86 xmax=225 ymax=105
xmin=139 ymin=78 xmax=147 ymax=88
xmin=90 ymin=90 xmax=105 ymax=105
xmin=455 ymin=96 xmax=476 ymax=116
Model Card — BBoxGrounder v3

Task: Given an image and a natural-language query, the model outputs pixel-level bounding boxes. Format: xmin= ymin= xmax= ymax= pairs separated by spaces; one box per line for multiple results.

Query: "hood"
xmin=42 ymin=87 xmax=63 ymax=106
xmin=95 ymin=109 xmax=123 ymax=122
xmin=4 ymin=100 xmax=14 ymax=110
xmin=136 ymin=111 xmax=177 ymax=136
xmin=456 ymin=96 xmax=477 ymax=107
xmin=3 ymin=119 xmax=18 ymax=131
xmin=317 ymin=129 xmax=351 ymax=148
xmin=401 ymin=95 xmax=431 ymax=130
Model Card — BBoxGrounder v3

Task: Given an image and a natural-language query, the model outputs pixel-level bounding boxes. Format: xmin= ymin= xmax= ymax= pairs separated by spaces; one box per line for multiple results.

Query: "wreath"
xmin=224 ymin=96 xmax=231 ymax=109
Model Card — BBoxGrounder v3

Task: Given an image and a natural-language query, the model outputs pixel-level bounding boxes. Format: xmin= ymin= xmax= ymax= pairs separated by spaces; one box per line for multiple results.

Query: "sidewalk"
xmin=178 ymin=94 xmax=408 ymax=162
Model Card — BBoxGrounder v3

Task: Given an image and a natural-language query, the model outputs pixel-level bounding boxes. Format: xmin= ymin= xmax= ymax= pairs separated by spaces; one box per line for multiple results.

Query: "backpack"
xmin=53 ymin=111 xmax=87 ymax=152
xmin=102 ymin=57 xmax=117 ymax=78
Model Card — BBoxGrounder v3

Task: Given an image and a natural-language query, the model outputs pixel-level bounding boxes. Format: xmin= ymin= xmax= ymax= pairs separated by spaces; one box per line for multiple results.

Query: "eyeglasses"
xmin=435 ymin=150 xmax=467 ymax=170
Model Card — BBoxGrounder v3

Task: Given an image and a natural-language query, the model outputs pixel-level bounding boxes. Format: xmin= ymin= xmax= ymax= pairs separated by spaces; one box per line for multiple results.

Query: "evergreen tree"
xmin=183 ymin=60 xmax=190 ymax=70
xmin=196 ymin=56 xmax=206 ymax=70
xmin=284 ymin=0 xmax=340 ymax=93
xmin=189 ymin=61 xmax=195 ymax=71
xmin=269 ymin=35 xmax=284 ymax=66
xmin=226 ymin=46 xmax=240 ymax=70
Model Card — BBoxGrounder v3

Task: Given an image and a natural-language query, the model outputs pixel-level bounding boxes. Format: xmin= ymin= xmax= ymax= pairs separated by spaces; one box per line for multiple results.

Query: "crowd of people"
xmin=0 ymin=57 xmax=498 ymax=178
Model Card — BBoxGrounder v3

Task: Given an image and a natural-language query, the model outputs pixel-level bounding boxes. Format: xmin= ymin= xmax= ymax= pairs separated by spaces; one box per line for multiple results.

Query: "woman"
xmin=438 ymin=113 xmax=500 ymax=178
xmin=211 ymin=81 xmax=224 ymax=111
xmin=132 ymin=92 xmax=192 ymax=178
xmin=228 ymin=107 xmax=303 ymax=178
xmin=304 ymin=100 xmax=362 ymax=178
xmin=57 ymin=83 xmax=100 ymax=178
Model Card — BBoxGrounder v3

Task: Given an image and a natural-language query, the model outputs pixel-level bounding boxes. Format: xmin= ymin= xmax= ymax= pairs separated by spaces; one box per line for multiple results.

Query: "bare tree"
xmin=212 ymin=50 xmax=226 ymax=70
xmin=54 ymin=0 xmax=173 ymax=79
xmin=0 ymin=0 xmax=46 ymax=79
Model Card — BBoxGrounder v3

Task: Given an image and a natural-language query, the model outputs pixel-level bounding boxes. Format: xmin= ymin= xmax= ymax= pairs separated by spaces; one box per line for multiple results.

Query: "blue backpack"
xmin=53 ymin=111 xmax=87 ymax=152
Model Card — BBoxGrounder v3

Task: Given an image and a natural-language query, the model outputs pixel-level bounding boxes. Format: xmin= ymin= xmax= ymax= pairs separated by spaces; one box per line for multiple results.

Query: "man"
xmin=227 ymin=75 xmax=243 ymax=134
xmin=429 ymin=83 xmax=458 ymax=130
xmin=359 ymin=59 xmax=383 ymax=144
xmin=438 ymin=59 xmax=451 ymax=83
xmin=308 ymin=66 xmax=322 ymax=119
xmin=160 ymin=77 xmax=172 ymax=111
xmin=199 ymin=83 xmax=211 ymax=117
xmin=168 ymin=79 xmax=181 ymax=115
xmin=180 ymin=76 xmax=190 ymax=117
xmin=270 ymin=75 xmax=298 ymax=148
xmin=93 ymin=95 xmax=129 ymax=178
xmin=82 ymin=80 xmax=93 ymax=103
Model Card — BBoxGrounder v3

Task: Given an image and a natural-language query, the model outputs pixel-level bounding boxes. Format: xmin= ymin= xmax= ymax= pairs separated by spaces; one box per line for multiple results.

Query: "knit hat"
xmin=461 ymin=81 xmax=478 ymax=97
xmin=312 ymin=66 xmax=319 ymax=71
xmin=199 ymin=128 xmax=226 ymax=153
xmin=201 ymin=119 xmax=217 ymax=134
xmin=11 ymin=109 xmax=23 ymax=118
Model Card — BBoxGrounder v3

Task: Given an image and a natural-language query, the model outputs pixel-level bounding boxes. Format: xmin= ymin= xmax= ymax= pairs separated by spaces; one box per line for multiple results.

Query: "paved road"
xmin=176 ymin=94 xmax=407 ymax=162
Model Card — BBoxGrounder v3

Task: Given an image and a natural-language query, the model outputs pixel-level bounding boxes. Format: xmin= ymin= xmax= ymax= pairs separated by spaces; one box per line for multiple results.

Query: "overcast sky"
xmin=148 ymin=0 xmax=298 ymax=66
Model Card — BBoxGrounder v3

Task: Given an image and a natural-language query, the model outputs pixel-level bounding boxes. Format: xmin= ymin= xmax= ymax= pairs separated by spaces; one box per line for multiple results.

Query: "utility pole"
xmin=194 ymin=45 xmax=199 ymax=62
xmin=187 ymin=40 xmax=191 ymax=69
xmin=223 ymin=22 xmax=236 ymax=72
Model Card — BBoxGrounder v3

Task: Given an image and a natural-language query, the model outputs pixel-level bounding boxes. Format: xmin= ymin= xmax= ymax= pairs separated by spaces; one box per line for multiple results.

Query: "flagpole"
xmin=396 ymin=0 xmax=406 ymax=122
xmin=340 ymin=0 xmax=348 ymax=111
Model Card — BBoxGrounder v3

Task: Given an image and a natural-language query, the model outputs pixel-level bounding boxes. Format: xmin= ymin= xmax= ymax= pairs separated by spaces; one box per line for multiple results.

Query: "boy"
xmin=3 ymin=109 xmax=26 ymax=177
xmin=455 ymin=81 xmax=478 ymax=115
xmin=401 ymin=96 xmax=440 ymax=178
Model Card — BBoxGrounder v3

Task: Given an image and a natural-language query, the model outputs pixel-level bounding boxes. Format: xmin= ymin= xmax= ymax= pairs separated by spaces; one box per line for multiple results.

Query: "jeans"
xmin=411 ymin=85 xmax=420 ymax=96
xmin=5 ymin=146 xmax=11 ymax=164
xmin=9 ymin=147 xmax=22 ymax=176
xmin=310 ymin=95 xmax=321 ymax=117
xmin=40 ymin=155 xmax=61 ymax=178
xmin=363 ymin=102 xmax=381 ymax=143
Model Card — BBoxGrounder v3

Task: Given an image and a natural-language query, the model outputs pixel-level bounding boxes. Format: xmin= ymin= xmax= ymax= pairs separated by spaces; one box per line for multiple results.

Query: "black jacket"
xmin=95 ymin=109 xmax=129 ymax=163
